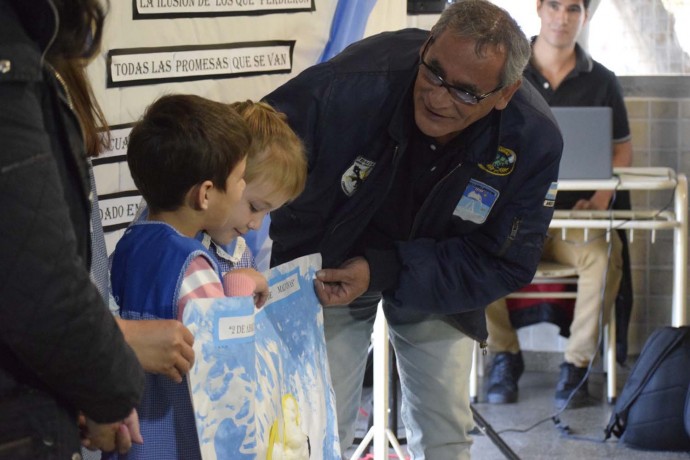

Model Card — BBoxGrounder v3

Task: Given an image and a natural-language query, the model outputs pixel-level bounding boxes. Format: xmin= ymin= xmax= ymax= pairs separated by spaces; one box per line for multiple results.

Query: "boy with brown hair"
xmin=110 ymin=96 xmax=307 ymax=459
xmin=110 ymin=94 xmax=262 ymax=460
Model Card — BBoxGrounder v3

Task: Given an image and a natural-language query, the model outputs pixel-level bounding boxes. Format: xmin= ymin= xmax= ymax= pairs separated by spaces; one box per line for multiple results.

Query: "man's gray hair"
xmin=431 ymin=0 xmax=531 ymax=87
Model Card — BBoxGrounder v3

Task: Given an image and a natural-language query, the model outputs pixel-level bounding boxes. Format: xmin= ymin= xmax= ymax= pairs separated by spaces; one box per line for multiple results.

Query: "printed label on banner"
xmin=218 ymin=315 xmax=255 ymax=342
xmin=107 ymin=41 xmax=294 ymax=87
xmin=266 ymin=272 xmax=300 ymax=304
xmin=98 ymin=192 xmax=143 ymax=231
xmin=133 ymin=0 xmax=314 ymax=18
xmin=453 ymin=179 xmax=499 ymax=224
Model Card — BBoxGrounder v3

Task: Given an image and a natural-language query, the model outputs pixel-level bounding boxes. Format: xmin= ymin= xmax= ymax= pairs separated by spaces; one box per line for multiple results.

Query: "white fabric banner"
xmin=183 ymin=253 xmax=340 ymax=459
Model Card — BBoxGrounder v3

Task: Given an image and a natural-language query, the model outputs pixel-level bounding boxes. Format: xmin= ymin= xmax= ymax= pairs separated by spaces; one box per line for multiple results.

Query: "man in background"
xmin=485 ymin=0 xmax=633 ymax=409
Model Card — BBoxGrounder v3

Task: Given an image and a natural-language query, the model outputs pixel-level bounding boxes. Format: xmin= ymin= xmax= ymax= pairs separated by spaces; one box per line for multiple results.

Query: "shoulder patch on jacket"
xmin=341 ymin=156 xmax=375 ymax=197
xmin=478 ymin=146 xmax=516 ymax=176
xmin=453 ymin=179 xmax=499 ymax=224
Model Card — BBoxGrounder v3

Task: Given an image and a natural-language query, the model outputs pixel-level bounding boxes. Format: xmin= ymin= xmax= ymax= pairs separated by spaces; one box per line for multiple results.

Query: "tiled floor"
xmin=469 ymin=369 xmax=690 ymax=459
xmin=344 ymin=365 xmax=690 ymax=459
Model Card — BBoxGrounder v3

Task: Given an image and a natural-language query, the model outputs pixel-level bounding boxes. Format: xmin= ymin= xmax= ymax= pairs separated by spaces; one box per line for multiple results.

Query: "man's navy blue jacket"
xmin=265 ymin=29 xmax=562 ymax=342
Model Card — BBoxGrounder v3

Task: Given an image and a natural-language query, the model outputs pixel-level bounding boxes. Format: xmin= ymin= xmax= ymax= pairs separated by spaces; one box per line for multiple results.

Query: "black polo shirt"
xmin=355 ymin=103 xmax=496 ymax=292
xmin=524 ymin=40 xmax=631 ymax=209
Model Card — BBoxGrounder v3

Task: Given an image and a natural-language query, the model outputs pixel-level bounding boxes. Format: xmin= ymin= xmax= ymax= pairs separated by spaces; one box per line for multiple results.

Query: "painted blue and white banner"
xmin=183 ymin=253 xmax=339 ymax=459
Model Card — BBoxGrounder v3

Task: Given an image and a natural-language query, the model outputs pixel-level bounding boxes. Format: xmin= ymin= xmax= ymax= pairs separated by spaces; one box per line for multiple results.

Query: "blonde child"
xmin=200 ymin=100 xmax=307 ymax=290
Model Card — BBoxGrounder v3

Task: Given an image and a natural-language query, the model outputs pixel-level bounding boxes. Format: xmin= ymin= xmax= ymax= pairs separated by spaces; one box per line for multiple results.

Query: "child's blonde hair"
xmin=230 ymin=100 xmax=307 ymax=202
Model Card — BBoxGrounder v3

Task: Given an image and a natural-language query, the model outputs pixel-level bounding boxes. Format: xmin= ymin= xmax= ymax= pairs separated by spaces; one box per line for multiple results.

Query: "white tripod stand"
xmin=349 ymin=303 xmax=407 ymax=459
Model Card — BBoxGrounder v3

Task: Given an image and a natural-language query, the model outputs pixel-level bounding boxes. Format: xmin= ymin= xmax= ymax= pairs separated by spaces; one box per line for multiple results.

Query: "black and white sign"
xmin=95 ymin=123 xmax=134 ymax=165
xmin=133 ymin=0 xmax=314 ymax=18
xmin=99 ymin=191 xmax=143 ymax=232
xmin=107 ymin=41 xmax=295 ymax=87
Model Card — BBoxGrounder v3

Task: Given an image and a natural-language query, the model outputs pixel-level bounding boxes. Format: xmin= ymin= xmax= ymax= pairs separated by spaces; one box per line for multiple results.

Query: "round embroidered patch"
xmin=478 ymin=146 xmax=516 ymax=176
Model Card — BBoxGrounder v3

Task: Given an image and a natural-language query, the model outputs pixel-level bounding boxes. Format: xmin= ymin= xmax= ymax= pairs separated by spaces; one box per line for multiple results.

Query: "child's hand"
xmin=225 ymin=268 xmax=269 ymax=308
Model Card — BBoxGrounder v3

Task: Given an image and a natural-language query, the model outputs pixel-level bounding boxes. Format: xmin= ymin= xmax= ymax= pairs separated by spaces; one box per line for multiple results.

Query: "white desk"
xmin=552 ymin=166 xmax=688 ymax=326
xmin=468 ymin=167 xmax=687 ymax=404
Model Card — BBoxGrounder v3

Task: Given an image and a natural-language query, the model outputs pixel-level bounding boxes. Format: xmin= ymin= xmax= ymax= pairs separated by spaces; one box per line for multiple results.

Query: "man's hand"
xmin=314 ymin=256 xmax=370 ymax=306
xmin=116 ymin=318 xmax=194 ymax=383
xmin=80 ymin=409 xmax=143 ymax=454
xmin=573 ymin=189 xmax=613 ymax=211
xmin=230 ymin=268 xmax=269 ymax=308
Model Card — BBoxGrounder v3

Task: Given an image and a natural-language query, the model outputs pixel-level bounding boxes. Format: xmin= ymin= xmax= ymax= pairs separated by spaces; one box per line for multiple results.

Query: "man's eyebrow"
xmin=427 ymin=55 xmax=480 ymax=94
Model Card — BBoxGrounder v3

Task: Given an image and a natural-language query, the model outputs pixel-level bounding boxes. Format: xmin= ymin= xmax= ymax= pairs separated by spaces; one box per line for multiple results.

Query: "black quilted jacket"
xmin=0 ymin=0 xmax=144 ymax=430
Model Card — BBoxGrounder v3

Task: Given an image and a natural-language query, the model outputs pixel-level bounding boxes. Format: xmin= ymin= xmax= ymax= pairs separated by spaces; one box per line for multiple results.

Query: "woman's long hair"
xmin=48 ymin=0 xmax=110 ymax=157
xmin=51 ymin=58 xmax=110 ymax=157
xmin=48 ymin=0 xmax=107 ymax=60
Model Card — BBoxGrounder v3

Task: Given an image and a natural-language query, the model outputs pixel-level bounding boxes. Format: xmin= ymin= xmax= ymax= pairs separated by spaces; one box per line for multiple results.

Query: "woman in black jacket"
xmin=0 ymin=0 xmax=145 ymax=458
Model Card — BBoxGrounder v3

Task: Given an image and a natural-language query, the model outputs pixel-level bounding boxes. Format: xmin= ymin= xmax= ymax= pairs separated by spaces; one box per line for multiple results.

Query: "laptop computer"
xmin=551 ymin=106 xmax=613 ymax=180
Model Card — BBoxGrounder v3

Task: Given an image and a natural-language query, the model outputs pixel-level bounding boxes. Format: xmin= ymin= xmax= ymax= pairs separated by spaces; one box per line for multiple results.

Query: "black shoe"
xmin=554 ymin=362 xmax=589 ymax=409
xmin=486 ymin=351 xmax=524 ymax=404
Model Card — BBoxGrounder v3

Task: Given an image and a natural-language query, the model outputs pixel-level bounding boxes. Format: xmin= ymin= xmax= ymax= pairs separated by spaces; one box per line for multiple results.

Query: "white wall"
xmin=89 ymin=0 xmax=405 ymax=254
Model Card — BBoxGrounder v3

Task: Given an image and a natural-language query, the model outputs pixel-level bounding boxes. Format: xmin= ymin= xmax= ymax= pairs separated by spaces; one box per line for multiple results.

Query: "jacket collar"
xmin=572 ymin=42 xmax=594 ymax=74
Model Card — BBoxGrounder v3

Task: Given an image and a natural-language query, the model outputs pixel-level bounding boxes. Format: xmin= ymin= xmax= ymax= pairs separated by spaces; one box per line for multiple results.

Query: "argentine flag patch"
xmin=544 ymin=181 xmax=558 ymax=207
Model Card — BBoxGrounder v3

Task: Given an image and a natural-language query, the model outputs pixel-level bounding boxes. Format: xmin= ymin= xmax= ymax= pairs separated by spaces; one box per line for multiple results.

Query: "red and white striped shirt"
xmin=176 ymin=255 xmax=256 ymax=320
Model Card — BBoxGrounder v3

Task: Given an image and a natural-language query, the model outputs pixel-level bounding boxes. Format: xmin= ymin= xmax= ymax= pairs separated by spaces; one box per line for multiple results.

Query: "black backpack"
xmin=604 ymin=326 xmax=690 ymax=451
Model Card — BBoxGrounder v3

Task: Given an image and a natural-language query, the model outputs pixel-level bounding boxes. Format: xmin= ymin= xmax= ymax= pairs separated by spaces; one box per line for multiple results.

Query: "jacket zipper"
xmin=497 ymin=217 xmax=521 ymax=257
xmin=51 ymin=69 xmax=74 ymax=110
xmin=49 ymin=64 xmax=88 ymax=149
xmin=409 ymin=161 xmax=463 ymax=238
xmin=408 ymin=161 xmax=493 ymax=348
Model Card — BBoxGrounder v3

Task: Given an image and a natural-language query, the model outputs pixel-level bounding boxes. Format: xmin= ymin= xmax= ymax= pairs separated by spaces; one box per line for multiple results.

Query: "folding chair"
xmin=470 ymin=261 xmax=617 ymax=404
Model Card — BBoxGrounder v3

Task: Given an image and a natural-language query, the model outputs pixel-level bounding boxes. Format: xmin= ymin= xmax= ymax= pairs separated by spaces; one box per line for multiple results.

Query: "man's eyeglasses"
xmin=418 ymin=37 xmax=503 ymax=106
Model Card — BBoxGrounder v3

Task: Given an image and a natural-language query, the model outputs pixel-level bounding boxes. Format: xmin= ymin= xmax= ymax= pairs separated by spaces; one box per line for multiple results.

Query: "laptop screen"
xmin=551 ymin=106 xmax=613 ymax=180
